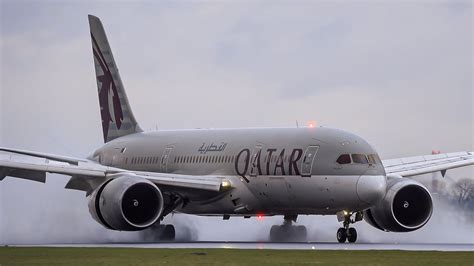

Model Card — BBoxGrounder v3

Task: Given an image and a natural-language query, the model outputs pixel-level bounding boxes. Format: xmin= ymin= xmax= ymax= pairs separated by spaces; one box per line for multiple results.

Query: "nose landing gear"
xmin=336 ymin=211 xmax=362 ymax=243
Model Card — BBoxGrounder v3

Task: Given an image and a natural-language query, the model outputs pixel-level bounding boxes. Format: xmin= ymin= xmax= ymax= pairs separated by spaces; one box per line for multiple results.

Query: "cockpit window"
xmin=368 ymin=154 xmax=381 ymax=165
xmin=367 ymin=154 xmax=376 ymax=164
xmin=336 ymin=154 xmax=351 ymax=164
xmin=351 ymin=154 xmax=368 ymax=164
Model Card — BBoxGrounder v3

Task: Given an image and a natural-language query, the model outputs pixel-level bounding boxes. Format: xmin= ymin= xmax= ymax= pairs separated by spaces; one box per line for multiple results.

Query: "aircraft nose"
xmin=356 ymin=175 xmax=387 ymax=205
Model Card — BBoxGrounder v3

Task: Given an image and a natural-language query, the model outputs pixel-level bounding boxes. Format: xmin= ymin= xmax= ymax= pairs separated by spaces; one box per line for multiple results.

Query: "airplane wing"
xmin=0 ymin=147 xmax=229 ymax=196
xmin=382 ymin=151 xmax=474 ymax=177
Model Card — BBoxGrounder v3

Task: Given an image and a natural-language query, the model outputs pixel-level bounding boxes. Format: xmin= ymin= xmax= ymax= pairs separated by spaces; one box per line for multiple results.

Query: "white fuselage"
xmin=92 ymin=127 xmax=387 ymax=216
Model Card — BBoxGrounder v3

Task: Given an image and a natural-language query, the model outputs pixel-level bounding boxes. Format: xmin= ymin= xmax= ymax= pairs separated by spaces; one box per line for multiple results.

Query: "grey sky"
xmin=0 ymin=1 xmax=472 ymax=244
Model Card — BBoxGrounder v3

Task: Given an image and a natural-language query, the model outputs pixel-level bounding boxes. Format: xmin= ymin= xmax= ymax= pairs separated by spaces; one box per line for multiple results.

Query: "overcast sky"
xmin=0 ymin=1 xmax=472 ymax=244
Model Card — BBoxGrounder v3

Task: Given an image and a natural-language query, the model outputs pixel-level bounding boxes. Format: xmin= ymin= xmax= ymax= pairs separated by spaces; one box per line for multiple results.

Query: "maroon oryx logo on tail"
xmin=91 ymin=33 xmax=123 ymax=142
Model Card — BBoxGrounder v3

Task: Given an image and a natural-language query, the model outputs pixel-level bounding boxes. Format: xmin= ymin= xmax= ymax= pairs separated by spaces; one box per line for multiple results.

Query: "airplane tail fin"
xmin=88 ymin=15 xmax=142 ymax=143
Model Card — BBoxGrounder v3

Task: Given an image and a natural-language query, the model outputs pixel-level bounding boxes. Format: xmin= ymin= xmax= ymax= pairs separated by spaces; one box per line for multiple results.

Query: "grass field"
xmin=0 ymin=247 xmax=473 ymax=265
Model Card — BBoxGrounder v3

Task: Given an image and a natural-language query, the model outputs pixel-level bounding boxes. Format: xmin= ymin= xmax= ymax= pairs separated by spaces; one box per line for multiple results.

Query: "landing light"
xmin=220 ymin=180 xmax=232 ymax=191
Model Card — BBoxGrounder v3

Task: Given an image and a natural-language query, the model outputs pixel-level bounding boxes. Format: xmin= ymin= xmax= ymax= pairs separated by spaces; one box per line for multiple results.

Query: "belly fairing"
xmin=180 ymin=174 xmax=368 ymax=215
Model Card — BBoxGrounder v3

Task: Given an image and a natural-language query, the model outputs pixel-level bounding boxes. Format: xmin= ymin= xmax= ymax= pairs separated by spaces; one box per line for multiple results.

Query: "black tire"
xmin=347 ymin=228 xmax=357 ymax=243
xmin=160 ymin=224 xmax=175 ymax=241
xmin=295 ymin=226 xmax=307 ymax=241
xmin=337 ymin=227 xmax=347 ymax=243
xmin=270 ymin=225 xmax=280 ymax=241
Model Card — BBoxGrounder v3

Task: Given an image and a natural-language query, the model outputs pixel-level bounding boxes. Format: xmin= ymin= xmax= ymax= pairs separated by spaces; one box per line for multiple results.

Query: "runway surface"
xmin=13 ymin=242 xmax=474 ymax=251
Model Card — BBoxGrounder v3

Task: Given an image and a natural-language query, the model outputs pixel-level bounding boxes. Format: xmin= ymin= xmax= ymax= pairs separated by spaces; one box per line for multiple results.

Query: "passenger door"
xmin=301 ymin=145 xmax=319 ymax=177
xmin=160 ymin=146 xmax=174 ymax=172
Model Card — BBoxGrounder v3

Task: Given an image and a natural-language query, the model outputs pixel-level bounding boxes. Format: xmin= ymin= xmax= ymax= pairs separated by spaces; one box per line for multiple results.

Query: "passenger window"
xmin=336 ymin=154 xmax=351 ymax=164
xmin=352 ymin=154 xmax=368 ymax=164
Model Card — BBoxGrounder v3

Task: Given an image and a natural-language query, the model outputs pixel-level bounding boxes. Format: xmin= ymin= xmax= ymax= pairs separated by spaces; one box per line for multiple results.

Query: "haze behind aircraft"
xmin=1 ymin=15 xmax=473 ymax=243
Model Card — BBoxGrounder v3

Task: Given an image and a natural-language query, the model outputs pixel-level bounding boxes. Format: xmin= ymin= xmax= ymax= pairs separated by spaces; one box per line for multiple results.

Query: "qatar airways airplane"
xmin=1 ymin=15 xmax=473 ymax=243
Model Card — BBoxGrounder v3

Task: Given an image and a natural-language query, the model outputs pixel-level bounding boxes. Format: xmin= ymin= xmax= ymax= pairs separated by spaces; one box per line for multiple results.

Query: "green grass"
xmin=0 ymin=247 xmax=472 ymax=265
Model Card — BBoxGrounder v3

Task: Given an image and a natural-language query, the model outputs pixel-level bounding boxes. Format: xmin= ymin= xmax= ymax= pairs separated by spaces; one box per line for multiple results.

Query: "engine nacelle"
xmin=88 ymin=175 xmax=164 ymax=231
xmin=363 ymin=178 xmax=433 ymax=232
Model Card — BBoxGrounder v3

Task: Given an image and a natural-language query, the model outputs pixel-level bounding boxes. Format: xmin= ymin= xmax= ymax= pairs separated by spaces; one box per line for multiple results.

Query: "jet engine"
xmin=363 ymin=178 xmax=433 ymax=232
xmin=88 ymin=175 xmax=164 ymax=231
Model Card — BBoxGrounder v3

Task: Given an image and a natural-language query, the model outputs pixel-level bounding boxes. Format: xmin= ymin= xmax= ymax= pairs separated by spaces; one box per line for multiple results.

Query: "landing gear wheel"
xmin=269 ymin=225 xmax=307 ymax=242
xmin=337 ymin=227 xmax=347 ymax=243
xmin=270 ymin=225 xmax=279 ymax=242
xmin=347 ymin=228 xmax=357 ymax=243
xmin=159 ymin=224 xmax=176 ymax=241
xmin=296 ymin=225 xmax=307 ymax=240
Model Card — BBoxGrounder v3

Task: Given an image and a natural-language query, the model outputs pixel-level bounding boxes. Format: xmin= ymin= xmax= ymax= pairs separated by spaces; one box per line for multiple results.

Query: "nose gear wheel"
xmin=336 ymin=211 xmax=361 ymax=243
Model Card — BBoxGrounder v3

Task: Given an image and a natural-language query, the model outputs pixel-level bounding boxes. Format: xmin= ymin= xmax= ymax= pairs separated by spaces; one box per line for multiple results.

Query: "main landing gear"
xmin=336 ymin=211 xmax=362 ymax=243
xmin=157 ymin=224 xmax=176 ymax=241
xmin=141 ymin=223 xmax=175 ymax=242
xmin=269 ymin=215 xmax=307 ymax=242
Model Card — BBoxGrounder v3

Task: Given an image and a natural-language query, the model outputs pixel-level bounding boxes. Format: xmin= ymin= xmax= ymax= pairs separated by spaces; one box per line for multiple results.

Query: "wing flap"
xmin=0 ymin=167 xmax=46 ymax=182
xmin=0 ymin=154 xmax=107 ymax=179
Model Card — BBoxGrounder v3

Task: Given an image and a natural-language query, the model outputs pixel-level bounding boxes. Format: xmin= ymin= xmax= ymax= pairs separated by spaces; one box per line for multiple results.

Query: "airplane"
xmin=1 ymin=15 xmax=473 ymax=243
